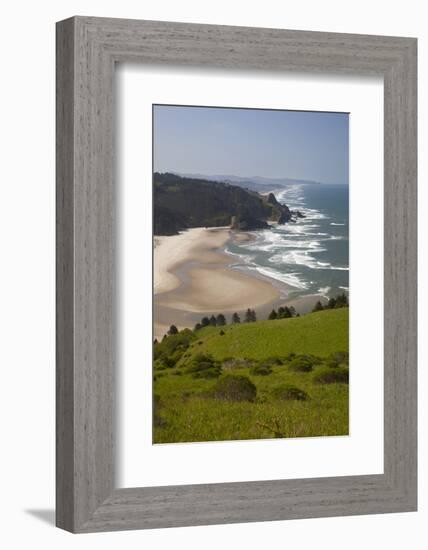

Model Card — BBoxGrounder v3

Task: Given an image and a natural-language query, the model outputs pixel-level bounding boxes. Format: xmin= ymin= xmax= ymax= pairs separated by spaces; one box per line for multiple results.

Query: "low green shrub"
xmin=250 ymin=363 xmax=273 ymax=376
xmin=154 ymin=329 xmax=195 ymax=358
xmin=212 ymin=374 xmax=257 ymax=402
xmin=153 ymin=359 xmax=168 ymax=371
xmin=313 ymin=366 xmax=349 ymax=384
xmin=271 ymin=384 xmax=309 ymax=401
xmin=288 ymin=356 xmax=314 ymax=373
xmin=327 ymin=351 xmax=349 ymax=367
xmin=154 ymin=355 xmax=176 ymax=370
xmin=222 ymin=358 xmax=256 ymax=371
xmin=262 ymin=356 xmax=283 ymax=366
xmin=186 ymin=353 xmax=222 ymax=379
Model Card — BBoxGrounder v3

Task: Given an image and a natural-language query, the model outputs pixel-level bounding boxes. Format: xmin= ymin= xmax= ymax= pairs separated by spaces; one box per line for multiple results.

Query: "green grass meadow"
xmin=153 ymin=308 xmax=349 ymax=444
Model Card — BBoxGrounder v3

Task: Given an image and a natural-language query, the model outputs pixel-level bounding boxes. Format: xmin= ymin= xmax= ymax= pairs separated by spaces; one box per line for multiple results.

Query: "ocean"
xmin=225 ymin=183 xmax=349 ymax=301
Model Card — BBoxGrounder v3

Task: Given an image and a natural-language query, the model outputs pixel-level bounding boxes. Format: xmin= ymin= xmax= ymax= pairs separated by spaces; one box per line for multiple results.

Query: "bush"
xmin=154 ymin=330 xmax=196 ymax=360
xmin=154 ymin=356 xmax=175 ymax=370
xmin=186 ymin=353 xmax=222 ymax=379
xmin=212 ymin=375 xmax=257 ymax=402
xmin=313 ymin=366 xmax=349 ymax=384
xmin=288 ymin=356 xmax=314 ymax=373
xmin=263 ymin=356 xmax=283 ymax=366
xmin=222 ymin=358 xmax=256 ymax=371
xmin=250 ymin=363 xmax=273 ymax=376
xmin=325 ymin=358 xmax=340 ymax=368
xmin=271 ymin=384 xmax=309 ymax=401
xmin=327 ymin=351 xmax=349 ymax=367
xmin=153 ymin=344 xmax=163 ymax=361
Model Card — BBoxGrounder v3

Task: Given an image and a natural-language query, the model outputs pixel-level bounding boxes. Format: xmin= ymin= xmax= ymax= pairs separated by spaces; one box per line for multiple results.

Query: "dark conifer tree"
xmin=335 ymin=293 xmax=348 ymax=307
xmin=168 ymin=325 xmax=178 ymax=335
xmin=312 ymin=301 xmax=324 ymax=312
xmin=328 ymin=297 xmax=337 ymax=309
xmin=245 ymin=308 xmax=257 ymax=322
xmin=268 ymin=309 xmax=278 ymax=320
xmin=216 ymin=313 xmax=226 ymax=326
xmin=283 ymin=307 xmax=292 ymax=318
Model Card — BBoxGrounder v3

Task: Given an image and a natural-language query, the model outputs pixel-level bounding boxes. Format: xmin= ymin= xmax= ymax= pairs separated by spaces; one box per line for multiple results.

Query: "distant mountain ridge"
xmin=176 ymin=172 xmax=321 ymax=192
xmin=153 ymin=172 xmax=301 ymax=236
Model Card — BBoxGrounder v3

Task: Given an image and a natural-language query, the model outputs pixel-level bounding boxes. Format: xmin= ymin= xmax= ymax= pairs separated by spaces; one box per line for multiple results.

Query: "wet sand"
xmin=153 ymin=227 xmax=328 ymax=340
xmin=154 ymin=228 xmax=281 ymax=339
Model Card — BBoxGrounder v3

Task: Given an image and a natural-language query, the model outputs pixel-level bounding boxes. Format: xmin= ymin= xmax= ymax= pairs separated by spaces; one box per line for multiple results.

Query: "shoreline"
xmin=153 ymin=227 xmax=328 ymax=340
xmin=154 ymin=227 xmax=230 ymax=295
xmin=154 ymin=228 xmax=284 ymax=339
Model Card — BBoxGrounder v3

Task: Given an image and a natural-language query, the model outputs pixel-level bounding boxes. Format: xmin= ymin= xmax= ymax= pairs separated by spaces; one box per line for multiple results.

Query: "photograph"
xmin=152 ymin=104 xmax=349 ymax=444
xmin=0 ymin=1 xmax=418 ymax=541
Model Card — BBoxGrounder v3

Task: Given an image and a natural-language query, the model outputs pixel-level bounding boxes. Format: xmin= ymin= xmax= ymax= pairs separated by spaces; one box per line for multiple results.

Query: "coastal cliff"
xmin=153 ymin=172 xmax=299 ymax=235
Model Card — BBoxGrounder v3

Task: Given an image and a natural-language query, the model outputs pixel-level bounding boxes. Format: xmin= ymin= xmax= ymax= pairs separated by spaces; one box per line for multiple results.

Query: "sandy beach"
xmin=153 ymin=228 xmax=281 ymax=339
xmin=153 ymin=227 xmax=331 ymax=340
xmin=154 ymin=228 xmax=230 ymax=294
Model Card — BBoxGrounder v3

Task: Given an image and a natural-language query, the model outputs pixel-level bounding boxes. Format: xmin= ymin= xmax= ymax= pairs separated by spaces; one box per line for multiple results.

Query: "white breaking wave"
xmin=249 ymin=265 xmax=308 ymax=290
xmin=318 ymin=286 xmax=331 ymax=296
xmin=298 ymin=207 xmax=328 ymax=221
xmin=223 ymin=247 xmax=256 ymax=265
xmin=275 ymin=185 xmax=305 ymax=208
xmin=224 ymin=183 xmax=349 ymax=294
xmin=268 ymin=250 xmax=348 ymax=272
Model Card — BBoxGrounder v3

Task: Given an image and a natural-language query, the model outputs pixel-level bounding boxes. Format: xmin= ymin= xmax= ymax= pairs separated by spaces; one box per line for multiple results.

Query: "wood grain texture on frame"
xmin=56 ymin=16 xmax=417 ymax=533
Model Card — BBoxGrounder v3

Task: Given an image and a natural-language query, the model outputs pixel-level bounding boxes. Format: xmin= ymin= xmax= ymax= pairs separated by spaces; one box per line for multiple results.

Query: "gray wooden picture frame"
xmin=56 ymin=16 xmax=417 ymax=533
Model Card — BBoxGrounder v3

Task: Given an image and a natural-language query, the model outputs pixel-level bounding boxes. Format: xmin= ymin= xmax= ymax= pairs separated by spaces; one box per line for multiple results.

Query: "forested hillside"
xmin=153 ymin=172 xmax=294 ymax=235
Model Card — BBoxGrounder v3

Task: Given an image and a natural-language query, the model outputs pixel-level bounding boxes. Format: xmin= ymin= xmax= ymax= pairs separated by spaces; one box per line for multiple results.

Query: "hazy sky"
xmin=153 ymin=105 xmax=349 ymax=185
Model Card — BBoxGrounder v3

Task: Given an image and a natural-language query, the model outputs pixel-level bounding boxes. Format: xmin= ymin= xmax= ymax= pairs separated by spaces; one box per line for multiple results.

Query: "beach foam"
xmin=225 ymin=183 xmax=349 ymax=295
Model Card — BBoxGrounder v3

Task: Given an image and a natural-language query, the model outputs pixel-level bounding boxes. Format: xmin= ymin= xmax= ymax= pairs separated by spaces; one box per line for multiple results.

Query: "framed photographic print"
xmin=56 ymin=17 xmax=417 ymax=532
xmin=151 ymin=104 xmax=350 ymax=445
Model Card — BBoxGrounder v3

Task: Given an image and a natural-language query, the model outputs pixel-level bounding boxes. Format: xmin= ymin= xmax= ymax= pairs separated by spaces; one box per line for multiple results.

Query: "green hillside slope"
xmin=153 ymin=309 xmax=349 ymax=444
xmin=184 ymin=308 xmax=348 ymax=363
